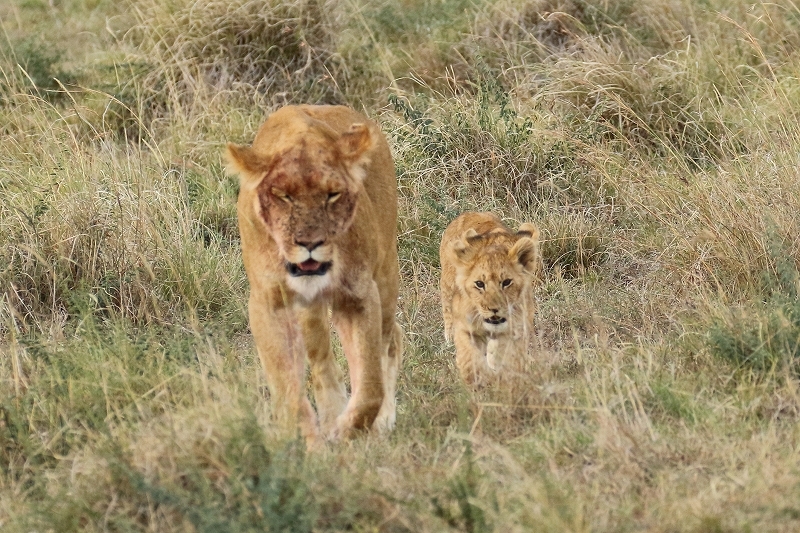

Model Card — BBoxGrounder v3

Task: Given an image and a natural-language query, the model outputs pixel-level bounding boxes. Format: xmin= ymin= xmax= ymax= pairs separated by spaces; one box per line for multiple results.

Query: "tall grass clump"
xmin=104 ymin=424 xmax=317 ymax=533
xmin=349 ymin=0 xmax=486 ymax=91
xmin=469 ymin=0 xmax=800 ymax=168
xmin=0 ymin=99 xmax=244 ymax=330
xmin=0 ymin=321 xmax=203 ymax=477
xmin=128 ymin=0 xmax=345 ymax=108
xmin=388 ymin=68 xmax=619 ymax=281
xmin=388 ymin=69 xmax=595 ymax=212
xmin=477 ymin=0 xmax=699 ymax=58
xmin=541 ymin=45 xmax=734 ymax=166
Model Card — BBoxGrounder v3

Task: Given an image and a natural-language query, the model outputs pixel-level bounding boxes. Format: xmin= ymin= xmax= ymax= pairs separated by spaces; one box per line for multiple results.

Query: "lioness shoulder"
xmin=439 ymin=212 xmax=540 ymax=385
xmin=226 ymin=105 xmax=403 ymax=443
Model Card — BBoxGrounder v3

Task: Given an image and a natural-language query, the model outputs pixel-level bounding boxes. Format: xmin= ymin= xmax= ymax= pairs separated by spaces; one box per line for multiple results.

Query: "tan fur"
xmin=439 ymin=212 xmax=540 ymax=385
xmin=226 ymin=105 xmax=403 ymax=443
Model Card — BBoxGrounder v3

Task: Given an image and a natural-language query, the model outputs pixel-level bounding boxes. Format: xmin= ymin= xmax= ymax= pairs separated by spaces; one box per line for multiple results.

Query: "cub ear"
xmin=225 ymin=143 xmax=270 ymax=188
xmin=510 ymin=227 xmax=540 ymax=274
xmin=452 ymin=229 xmax=479 ymax=261
xmin=337 ymin=123 xmax=374 ymax=182
xmin=516 ymin=222 xmax=540 ymax=242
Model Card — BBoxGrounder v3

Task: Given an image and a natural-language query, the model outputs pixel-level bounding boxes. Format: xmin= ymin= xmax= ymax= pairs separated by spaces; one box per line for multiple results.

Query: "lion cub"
xmin=439 ymin=212 xmax=540 ymax=385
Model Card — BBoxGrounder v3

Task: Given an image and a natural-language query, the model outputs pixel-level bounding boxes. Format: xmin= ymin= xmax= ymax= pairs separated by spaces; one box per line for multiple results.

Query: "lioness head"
xmin=226 ymin=107 xmax=375 ymax=300
xmin=451 ymin=224 xmax=540 ymax=335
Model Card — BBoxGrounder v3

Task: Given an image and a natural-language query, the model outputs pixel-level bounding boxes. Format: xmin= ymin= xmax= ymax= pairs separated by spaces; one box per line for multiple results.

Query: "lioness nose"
xmin=295 ymin=239 xmax=324 ymax=251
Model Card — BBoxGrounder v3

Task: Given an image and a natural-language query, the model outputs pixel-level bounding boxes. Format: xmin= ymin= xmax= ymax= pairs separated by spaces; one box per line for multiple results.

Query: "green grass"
xmin=3 ymin=0 xmax=800 ymax=531
xmin=708 ymin=226 xmax=800 ymax=376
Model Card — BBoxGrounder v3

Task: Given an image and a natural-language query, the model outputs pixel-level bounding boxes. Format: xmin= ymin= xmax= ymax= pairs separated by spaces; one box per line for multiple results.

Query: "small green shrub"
xmin=115 ymin=427 xmax=316 ymax=533
xmin=367 ymin=0 xmax=478 ymax=42
xmin=709 ymin=229 xmax=800 ymax=375
xmin=1 ymin=36 xmax=76 ymax=101
xmin=76 ymin=60 xmax=165 ymax=143
xmin=646 ymin=380 xmax=698 ymax=423
xmin=709 ymin=303 xmax=800 ymax=375
xmin=431 ymin=444 xmax=492 ymax=533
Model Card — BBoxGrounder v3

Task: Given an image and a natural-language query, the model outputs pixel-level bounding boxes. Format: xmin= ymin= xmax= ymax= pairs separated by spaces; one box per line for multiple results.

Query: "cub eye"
xmin=272 ymin=188 xmax=291 ymax=203
xmin=474 ymin=280 xmax=485 ymax=290
xmin=327 ymin=192 xmax=342 ymax=204
xmin=501 ymin=279 xmax=513 ymax=288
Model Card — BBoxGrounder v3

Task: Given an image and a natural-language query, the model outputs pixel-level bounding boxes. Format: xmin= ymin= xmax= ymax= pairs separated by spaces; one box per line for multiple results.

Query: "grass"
xmin=2 ymin=0 xmax=800 ymax=530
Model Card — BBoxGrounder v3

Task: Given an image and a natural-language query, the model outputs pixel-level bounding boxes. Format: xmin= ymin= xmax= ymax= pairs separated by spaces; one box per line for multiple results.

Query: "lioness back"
xmin=226 ymin=105 xmax=402 ymax=443
xmin=439 ymin=212 xmax=540 ymax=385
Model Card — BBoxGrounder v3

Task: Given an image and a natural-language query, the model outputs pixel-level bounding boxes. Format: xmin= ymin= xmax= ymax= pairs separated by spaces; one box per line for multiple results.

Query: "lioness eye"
xmin=475 ymin=280 xmax=485 ymax=290
xmin=501 ymin=279 xmax=513 ymax=288
xmin=327 ymin=192 xmax=342 ymax=204
xmin=272 ymin=188 xmax=291 ymax=203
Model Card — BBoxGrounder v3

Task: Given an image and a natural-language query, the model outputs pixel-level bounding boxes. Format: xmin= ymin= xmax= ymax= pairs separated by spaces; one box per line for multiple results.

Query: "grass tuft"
xmin=112 ymin=423 xmax=316 ymax=533
xmin=129 ymin=0 xmax=346 ymax=107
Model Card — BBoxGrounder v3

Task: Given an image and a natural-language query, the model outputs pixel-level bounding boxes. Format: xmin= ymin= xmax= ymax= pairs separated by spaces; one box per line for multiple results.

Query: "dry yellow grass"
xmin=2 ymin=0 xmax=800 ymax=531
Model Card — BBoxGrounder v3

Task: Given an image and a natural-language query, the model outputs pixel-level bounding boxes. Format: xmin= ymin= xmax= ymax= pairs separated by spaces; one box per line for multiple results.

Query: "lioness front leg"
xmin=298 ymin=302 xmax=348 ymax=435
xmin=332 ymin=285 xmax=385 ymax=439
xmin=373 ymin=321 xmax=403 ymax=434
xmin=249 ymin=295 xmax=319 ymax=442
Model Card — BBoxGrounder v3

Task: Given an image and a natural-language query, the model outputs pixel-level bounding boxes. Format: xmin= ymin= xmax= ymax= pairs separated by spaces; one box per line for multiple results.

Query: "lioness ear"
xmin=338 ymin=123 xmax=373 ymax=159
xmin=337 ymin=124 xmax=374 ymax=181
xmin=452 ymin=229 xmax=479 ymax=261
xmin=225 ymin=143 xmax=269 ymax=187
xmin=510 ymin=232 xmax=540 ymax=274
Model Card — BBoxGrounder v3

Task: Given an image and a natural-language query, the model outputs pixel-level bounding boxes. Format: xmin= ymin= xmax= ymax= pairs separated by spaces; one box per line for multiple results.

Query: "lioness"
xmin=226 ymin=105 xmax=403 ymax=442
xmin=439 ymin=212 xmax=540 ymax=385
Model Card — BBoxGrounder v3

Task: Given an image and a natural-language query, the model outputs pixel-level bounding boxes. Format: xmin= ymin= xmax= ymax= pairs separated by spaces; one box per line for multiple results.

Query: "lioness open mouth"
xmin=286 ymin=260 xmax=332 ymax=277
xmin=484 ymin=316 xmax=507 ymax=325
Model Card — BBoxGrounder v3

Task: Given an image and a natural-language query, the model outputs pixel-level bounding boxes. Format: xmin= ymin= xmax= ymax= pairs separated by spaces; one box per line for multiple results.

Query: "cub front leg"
xmin=453 ymin=326 xmax=491 ymax=386
xmin=249 ymin=294 xmax=319 ymax=443
xmin=332 ymin=283 xmax=385 ymax=438
xmin=485 ymin=335 xmax=523 ymax=372
xmin=441 ymin=285 xmax=455 ymax=343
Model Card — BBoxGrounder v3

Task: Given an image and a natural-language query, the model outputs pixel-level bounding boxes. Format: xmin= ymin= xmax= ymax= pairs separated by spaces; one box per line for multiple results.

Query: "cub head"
xmin=451 ymin=223 xmax=540 ymax=335
xmin=226 ymin=108 xmax=374 ymax=300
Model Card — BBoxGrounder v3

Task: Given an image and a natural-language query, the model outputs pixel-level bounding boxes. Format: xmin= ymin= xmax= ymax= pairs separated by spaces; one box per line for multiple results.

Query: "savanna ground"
xmin=2 ymin=0 xmax=800 ymax=531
